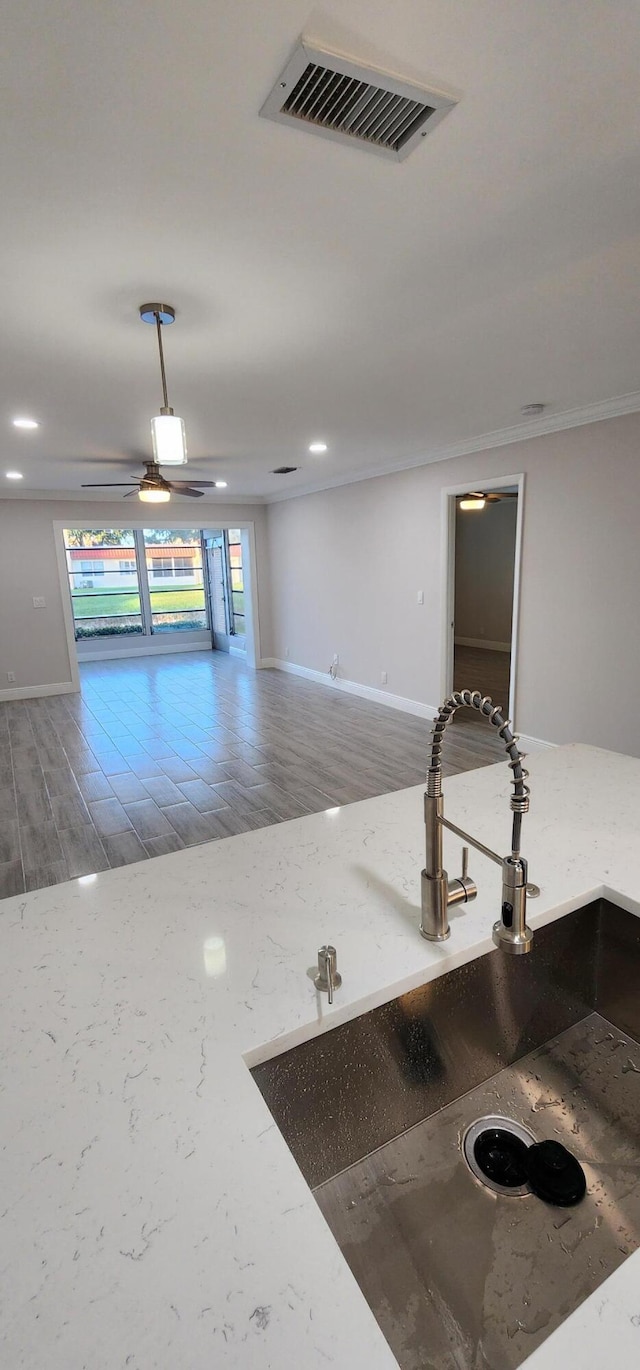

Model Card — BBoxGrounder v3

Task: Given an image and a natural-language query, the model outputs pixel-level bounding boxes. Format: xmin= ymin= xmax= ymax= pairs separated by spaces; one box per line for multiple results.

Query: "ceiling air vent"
xmin=272 ymin=466 xmax=298 ymax=475
xmin=260 ymin=41 xmax=457 ymax=161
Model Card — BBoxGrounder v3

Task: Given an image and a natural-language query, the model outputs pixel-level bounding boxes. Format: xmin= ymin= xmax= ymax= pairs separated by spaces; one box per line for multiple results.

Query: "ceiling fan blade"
xmin=168 ymin=479 xmax=217 ymax=488
xmin=123 ymin=489 xmax=140 ymax=497
xmin=166 ymin=485 xmax=204 ymax=497
xmin=81 ymin=482 xmax=138 ymax=487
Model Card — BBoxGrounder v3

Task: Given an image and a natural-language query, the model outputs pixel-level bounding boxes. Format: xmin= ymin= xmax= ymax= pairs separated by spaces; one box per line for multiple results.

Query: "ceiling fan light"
xmin=151 ymin=413 xmax=187 ymax=466
xmin=459 ymin=496 xmax=486 ymax=511
xmin=139 ymin=486 xmax=171 ymax=503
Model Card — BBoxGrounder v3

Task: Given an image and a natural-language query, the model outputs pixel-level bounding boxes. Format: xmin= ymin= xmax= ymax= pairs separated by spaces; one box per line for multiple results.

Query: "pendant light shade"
xmin=140 ymin=303 xmax=187 ymax=466
xmin=151 ymin=413 xmax=187 ymax=466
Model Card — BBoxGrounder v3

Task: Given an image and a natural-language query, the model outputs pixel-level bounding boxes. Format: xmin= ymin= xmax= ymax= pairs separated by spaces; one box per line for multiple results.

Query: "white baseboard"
xmin=517 ymin=734 xmax=557 ymax=753
xmin=0 ymin=681 xmax=78 ymax=702
xmin=261 ymin=658 xmax=557 ymax=748
xmin=229 ymin=643 xmax=247 ymax=658
xmin=77 ymin=640 xmax=211 ymax=664
xmin=455 ymin=637 xmax=511 ymax=653
xmin=260 ymin=659 xmax=438 ymax=720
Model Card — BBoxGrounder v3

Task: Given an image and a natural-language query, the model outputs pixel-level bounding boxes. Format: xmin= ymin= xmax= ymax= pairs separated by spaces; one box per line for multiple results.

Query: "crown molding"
xmin=263 ymin=389 xmax=640 ymax=504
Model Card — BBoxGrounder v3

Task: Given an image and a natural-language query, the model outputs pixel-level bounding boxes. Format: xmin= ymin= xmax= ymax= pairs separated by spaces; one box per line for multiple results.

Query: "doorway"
xmin=205 ymin=533 xmax=231 ymax=652
xmin=442 ymin=477 xmax=523 ymax=725
xmin=203 ymin=528 xmax=246 ymax=656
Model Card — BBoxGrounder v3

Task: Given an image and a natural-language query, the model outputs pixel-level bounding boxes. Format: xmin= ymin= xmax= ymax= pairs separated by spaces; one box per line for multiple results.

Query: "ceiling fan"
xmin=82 ymin=459 xmax=215 ymax=502
xmin=458 ymin=490 xmax=518 ymax=510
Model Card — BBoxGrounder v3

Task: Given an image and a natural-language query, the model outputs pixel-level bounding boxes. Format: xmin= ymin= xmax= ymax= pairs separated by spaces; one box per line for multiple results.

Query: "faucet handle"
xmin=450 ymin=846 xmax=477 ymax=906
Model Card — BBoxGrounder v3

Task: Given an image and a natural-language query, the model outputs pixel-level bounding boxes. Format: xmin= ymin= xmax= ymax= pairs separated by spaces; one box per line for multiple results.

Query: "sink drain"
xmin=463 ymin=1116 xmax=537 ymax=1196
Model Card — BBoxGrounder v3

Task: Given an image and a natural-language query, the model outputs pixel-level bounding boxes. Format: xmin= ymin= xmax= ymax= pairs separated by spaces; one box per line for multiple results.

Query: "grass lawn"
xmin=72 ymin=589 xmax=205 ymax=618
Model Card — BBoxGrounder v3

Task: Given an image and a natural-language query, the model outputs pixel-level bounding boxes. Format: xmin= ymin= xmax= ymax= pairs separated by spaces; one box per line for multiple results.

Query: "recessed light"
xmin=215 ymin=481 xmax=228 ymax=489
xmin=308 ymin=441 xmax=327 ymax=454
xmin=12 ymin=417 xmax=39 ymax=429
xmin=5 ymin=471 xmax=23 ymax=480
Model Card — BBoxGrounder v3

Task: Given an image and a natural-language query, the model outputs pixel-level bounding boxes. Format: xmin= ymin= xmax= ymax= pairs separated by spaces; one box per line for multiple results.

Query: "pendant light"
xmin=139 ymin=303 xmax=187 ymax=465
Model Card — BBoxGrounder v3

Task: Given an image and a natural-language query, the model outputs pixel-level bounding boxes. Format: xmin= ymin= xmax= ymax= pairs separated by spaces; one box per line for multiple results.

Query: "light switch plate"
xmin=33 ymin=596 xmax=46 ymax=608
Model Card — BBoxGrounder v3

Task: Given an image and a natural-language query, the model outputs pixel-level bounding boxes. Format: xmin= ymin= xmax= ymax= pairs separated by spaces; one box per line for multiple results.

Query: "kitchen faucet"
xmin=421 ymin=688 xmax=534 ymax=954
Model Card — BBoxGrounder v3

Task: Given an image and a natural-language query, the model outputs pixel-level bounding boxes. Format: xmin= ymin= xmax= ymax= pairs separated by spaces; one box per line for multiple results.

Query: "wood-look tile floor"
xmin=0 ymin=651 xmax=504 ymax=898
xmin=453 ymin=645 xmax=511 ymax=719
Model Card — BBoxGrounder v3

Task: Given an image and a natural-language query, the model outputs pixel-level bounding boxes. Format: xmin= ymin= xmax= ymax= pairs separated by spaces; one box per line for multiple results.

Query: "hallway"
xmin=0 ymin=652 xmax=503 ymax=897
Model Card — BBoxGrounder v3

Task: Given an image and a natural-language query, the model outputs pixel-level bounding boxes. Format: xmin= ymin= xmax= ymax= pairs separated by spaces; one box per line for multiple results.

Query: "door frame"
xmin=439 ymin=472 xmax=525 ymax=727
xmin=201 ymin=523 xmax=261 ymax=667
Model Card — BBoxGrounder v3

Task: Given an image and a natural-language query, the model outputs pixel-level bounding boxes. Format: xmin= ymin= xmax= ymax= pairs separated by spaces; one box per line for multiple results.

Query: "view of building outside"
xmin=143 ymin=529 xmax=207 ymax=633
xmin=64 ymin=528 xmax=209 ymax=639
xmin=64 ymin=529 xmax=143 ymax=637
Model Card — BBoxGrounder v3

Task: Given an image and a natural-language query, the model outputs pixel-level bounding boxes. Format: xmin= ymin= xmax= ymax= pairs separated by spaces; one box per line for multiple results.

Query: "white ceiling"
xmin=2 ymin=0 xmax=640 ymax=502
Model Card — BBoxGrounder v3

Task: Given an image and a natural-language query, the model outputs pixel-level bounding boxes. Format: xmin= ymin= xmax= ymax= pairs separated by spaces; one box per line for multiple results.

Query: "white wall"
xmin=264 ymin=411 xmax=640 ymax=756
xmin=454 ymin=498 xmax=518 ymax=647
xmin=0 ymin=498 xmax=271 ymax=696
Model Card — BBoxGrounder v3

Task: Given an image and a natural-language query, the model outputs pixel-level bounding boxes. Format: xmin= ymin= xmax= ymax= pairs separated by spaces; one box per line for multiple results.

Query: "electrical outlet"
xmin=284 ymin=646 xmax=290 ymax=658
xmin=417 ymin=589 xmax=424 ymax=605
xmin=33 ymin=596 xmax=46 ymax=608
xmin=7 ymin=671 xmax=16 ymax=683
xmin=381 ymin=671 xmax=388 ymax=685
xmin=333 ymin=653 xmax=339 ymax=666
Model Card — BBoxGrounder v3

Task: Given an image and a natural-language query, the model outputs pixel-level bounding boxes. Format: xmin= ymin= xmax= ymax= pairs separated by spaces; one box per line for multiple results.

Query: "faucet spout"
xmin=421 ymin=689 xmax=534 ymax=952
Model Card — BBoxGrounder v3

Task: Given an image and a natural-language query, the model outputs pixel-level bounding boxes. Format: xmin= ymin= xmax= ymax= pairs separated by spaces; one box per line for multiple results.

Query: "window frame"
xmin=63 ymin=529 xmax=210 ymax=641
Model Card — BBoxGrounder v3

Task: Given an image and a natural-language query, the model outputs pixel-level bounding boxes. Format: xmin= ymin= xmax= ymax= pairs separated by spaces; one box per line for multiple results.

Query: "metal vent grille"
xmin=261 ymin=42 xmax=457 ymax=162
xmin=282 ymin=63 xmax=433 ymax=152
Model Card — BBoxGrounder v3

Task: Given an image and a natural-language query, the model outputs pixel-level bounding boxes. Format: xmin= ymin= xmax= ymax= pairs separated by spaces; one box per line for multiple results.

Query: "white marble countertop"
xmin=1 ymin=742 xmax=640 ymax=1369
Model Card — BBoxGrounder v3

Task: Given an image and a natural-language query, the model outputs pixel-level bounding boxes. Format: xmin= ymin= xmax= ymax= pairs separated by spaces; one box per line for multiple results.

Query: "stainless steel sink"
xmin=251 ymin=900 xmax=640 ymax=1369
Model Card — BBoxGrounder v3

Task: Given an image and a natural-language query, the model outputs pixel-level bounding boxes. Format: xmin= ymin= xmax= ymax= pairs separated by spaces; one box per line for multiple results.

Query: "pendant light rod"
xmin=155 ymin=312 xmax=170 ymax=411
xmin=139 ymin=303 xmax=176 ymax=412
xmin=139 ymin=303 xmax=187 ymax=466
